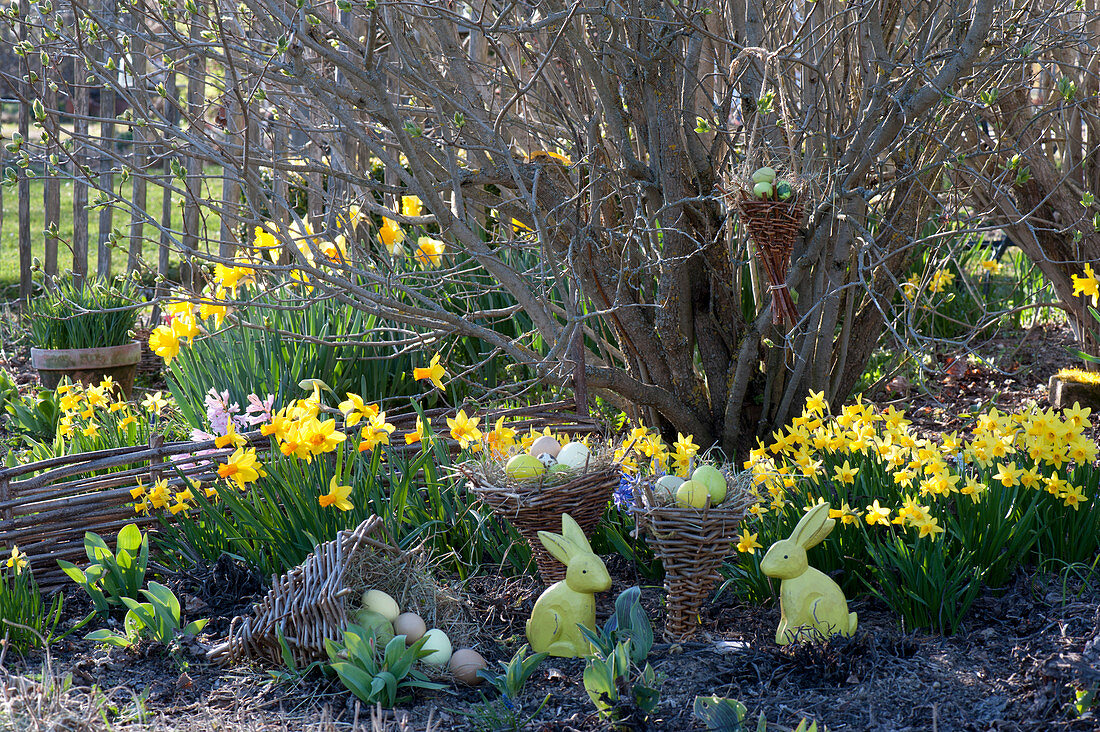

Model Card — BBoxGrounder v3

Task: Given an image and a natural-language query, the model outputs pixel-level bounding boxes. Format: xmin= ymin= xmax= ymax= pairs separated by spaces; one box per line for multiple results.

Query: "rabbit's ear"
xmin=537 ymin=531 xmax=575 ymax=566
xmin=790 ymin=502 xmax=834 ymax=549
xmin=560 ymin=514 xmax=592 ymax=553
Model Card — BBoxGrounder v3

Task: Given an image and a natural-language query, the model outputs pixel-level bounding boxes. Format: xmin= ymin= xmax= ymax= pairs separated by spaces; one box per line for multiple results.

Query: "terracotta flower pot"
xmin=31 ymin=342 xmax=142 ymax=397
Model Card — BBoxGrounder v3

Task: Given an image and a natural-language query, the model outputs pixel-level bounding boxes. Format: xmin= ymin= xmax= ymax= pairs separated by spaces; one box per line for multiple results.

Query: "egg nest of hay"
xmin=635 ymin=466 xmax=756 ymax=511
xmin=341 ymin=541 xmax=476 ymax=650
xmin=464 ymin=442 xmax=619 ymax=494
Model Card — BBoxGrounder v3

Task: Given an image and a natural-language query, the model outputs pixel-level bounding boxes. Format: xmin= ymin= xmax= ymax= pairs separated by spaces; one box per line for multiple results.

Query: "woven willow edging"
xmin=464 ymin=466 xmax=619 ymax=585
xmin=0 ymin=432 xmax=268 ymax=587
xmin=634 ymin=470 xmax=754 ymax=640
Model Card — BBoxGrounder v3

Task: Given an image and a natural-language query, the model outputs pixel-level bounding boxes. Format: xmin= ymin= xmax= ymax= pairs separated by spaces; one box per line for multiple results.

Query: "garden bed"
xmin=5 ymin=559 xmax=1098 ymax=731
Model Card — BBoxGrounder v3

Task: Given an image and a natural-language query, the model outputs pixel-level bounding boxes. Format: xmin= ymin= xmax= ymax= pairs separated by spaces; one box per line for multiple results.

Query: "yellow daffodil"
xmin=405 ymin=416 xmax=427 ymax=446
xmin=401 ymin=195 xmax=422 ymax=218
xmin=378 ymin=218 xmax=405 ymax=255
xmin=339 ymin=393 xmax=379 ymax=427
xmin=358 ymin=412 xmax=396 ymax=453
xmin=979 ymin=259 xmax=1003 ymax=275
xmin=148 ymin=325 xmax=181 ymax=365
xmin=319 ymin=476 xmax=354 ymax=511
xmin=414 ymin=236 xmax=445 ymax=268
xmin=736 ymin=530 xmax=763 ymax=554
xmin=1071 ymin=263 xmax=1099 ymax=305
xmin=447 ymin=409 xmax=482 ymax=450
xmin=863 ymin=499 xmax=891 ymax=526
xmin=7 ymin=546 xmax=27 ymax=575
xmin=913 ymin=515 xmax=945 ymax=538
xmin=804 ymin=390 xmax=828 ymax=415
xmin=141 ymin=391 xmax=170 ymax=415
xmin=833 ymin=460 xmax=859 ymax=485
xmin=413 ymin=353 xmax=447 ymax=391
xmin=218 ymin=447 xmax=266 ymax=489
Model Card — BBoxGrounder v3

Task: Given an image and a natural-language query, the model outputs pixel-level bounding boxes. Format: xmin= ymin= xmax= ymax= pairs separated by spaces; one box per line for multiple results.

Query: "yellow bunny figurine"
xmin=525 ymin=513 xmax=613 ymax=657
xmin=760 ymin=502 xmax=857 ymax=645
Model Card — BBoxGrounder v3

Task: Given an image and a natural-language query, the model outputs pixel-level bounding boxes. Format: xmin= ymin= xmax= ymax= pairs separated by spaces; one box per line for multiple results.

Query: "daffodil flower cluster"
xmin=611 ymin=424 xmax=700 ymax=478
xmin=741 ymin=392 xmax=1097 ymax=549
xmin=53 ymin=378 xmax=160 ymax=450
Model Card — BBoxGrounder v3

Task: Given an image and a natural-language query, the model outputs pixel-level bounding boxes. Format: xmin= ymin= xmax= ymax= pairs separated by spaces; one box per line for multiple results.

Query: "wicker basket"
xmin=634 ymin=471 xmax=754 ymax=640
xmin=207 ymin=515 xmax=467 ymax=667
xmin=736 ymin=194 xmax=804 ymax=328
xmin=465 ymin=466 xmax=619 ymax=585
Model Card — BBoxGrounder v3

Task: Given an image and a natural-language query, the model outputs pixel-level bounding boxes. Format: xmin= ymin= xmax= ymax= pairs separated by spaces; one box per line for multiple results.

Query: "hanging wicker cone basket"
xmin=736 ymin=193 xmax=804 ymax=328
xmin=634 ymin=470 xmax=754 ymax=640
xmin=463 ymin=463 xmax=619 ymax=585
xmin=207 ymin=515 xmax=469 ymax=667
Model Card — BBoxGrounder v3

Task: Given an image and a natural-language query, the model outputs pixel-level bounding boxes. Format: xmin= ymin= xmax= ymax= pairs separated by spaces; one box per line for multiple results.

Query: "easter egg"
xmin=556 ymin=442 xmax=591 ymax=469
xmin=529 ymin=435 xmax=561 ymax=458
xmin=655 ymin=474 xmax=685 ymax=500
xmin=691 ymin=465 xmax=727 ymax=505
xmin=751 ymin=166 xmax=777 ymax=184
xmin=776 ymin=180 xmax=793 ymax=201
xmin=420 ymin=628 xmax=453 ymax=666
xmin=506 ymin=453 xmax=546 ymax=480
xmin=362 ymin=589 xmax=400 ymax=622
xmin=675 ymin=480 xmax=708 ymax=509
xmin=449 ymin=648 xmax=488 ymax=685
xmin=536 ymin=452 xmax=557 ymax=468
xmin=753 ymin=181 xmax=774 ymax=199
xmin=355 ymin=609 xmax=395 ymax=647
xmin=394 ymin=612 xmax=427 ymax=644
xmin=548 ymin=463 xmax=573 ymax=475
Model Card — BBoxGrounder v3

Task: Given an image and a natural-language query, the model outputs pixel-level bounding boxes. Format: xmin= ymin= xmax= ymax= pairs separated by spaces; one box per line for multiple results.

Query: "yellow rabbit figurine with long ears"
xmin=760 ymin=502 xmax=857 ymax=645
xmin=525 ymin=514 xmax=612 ymax=657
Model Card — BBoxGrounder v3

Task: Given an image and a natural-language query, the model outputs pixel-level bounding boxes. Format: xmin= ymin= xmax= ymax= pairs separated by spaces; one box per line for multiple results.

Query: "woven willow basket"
xmin=207 ymin=515 xmax=468 ymax=667
xmin=464 ymin=465 xmax=619 ymax=585
xmin=634 ymin=470 xmax=754 ymax=640
xmin=735 ymin=193 xmax=804 ymax=327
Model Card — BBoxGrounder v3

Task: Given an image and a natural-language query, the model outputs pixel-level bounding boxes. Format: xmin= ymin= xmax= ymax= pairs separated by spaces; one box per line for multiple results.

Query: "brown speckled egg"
xmin=449 ymin=648 xmax=488 ymax=686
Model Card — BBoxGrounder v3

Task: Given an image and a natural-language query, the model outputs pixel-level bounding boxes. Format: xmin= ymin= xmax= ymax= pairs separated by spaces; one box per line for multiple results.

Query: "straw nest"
xmin=342 ymin=541 xmax=476 ymax=650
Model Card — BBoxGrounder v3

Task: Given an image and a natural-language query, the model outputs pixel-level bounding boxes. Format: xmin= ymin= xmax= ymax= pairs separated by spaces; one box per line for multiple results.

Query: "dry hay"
xmin=341 ymin=540 xmax=476 ymax=650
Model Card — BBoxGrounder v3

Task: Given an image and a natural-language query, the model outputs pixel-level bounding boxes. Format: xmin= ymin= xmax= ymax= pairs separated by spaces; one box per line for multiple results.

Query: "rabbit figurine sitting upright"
xmin=760 ymin=502 xmax=857 ymax=645
xmin=525 ymin=513 xmax=613 ymax=657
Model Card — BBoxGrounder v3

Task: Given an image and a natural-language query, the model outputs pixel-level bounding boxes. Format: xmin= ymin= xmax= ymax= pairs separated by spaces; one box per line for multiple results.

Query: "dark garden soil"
xmin=9 ymin=560 xmax=1099 ymax=731
xmin=1 ymin=321 xmax=1099 ymax=730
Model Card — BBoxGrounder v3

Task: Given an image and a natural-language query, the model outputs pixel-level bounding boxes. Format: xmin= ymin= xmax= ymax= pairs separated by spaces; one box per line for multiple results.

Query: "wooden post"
xmin=17 ymin=0 xmax=32 ymax=302
xmin=97 ymin=0 xmax=117 ymax=281
xmin=44 ymin=73 xmax=60 ymax=279
xmin=128 ymin=31 xmax=148 ymax=273
xmin=181 ymin=17 xmax=205 ymax=292
xmin=219 ymin=96 xmax=241 ymax=259
xmin=72 ymin=40 xmax=90 ymax=282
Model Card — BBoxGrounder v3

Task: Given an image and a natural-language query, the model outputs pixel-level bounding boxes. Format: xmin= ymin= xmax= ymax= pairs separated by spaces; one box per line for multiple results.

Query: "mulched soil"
xmin=2 ymin=320 xmax=1099 ymax=730
xmin=10 ymin=558 xmax=1098 ymax=731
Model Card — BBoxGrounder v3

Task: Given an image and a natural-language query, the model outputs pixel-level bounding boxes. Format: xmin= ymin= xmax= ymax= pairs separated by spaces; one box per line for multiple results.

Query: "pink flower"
xmin=243 ymin=393 xmax=275 ymax=426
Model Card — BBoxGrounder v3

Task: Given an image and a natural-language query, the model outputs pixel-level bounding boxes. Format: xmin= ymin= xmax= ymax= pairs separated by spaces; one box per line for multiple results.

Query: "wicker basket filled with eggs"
xmin=207 ymin=515 xmax=488 ymax=685
xmin=462 ymin=433 xmax=619 ymax=585
xmin=634 ymin=465 xmax=755 ymax=640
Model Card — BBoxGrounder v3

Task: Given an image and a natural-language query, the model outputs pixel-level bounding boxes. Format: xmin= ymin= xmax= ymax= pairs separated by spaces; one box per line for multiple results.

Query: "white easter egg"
xmin=556 ymin=442 xmax=591 ymax=469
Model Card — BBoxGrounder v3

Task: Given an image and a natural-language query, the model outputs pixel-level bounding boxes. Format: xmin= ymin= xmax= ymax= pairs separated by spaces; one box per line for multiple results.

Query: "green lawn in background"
xmin=0 ymin=174 xmax=224 ymax=292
